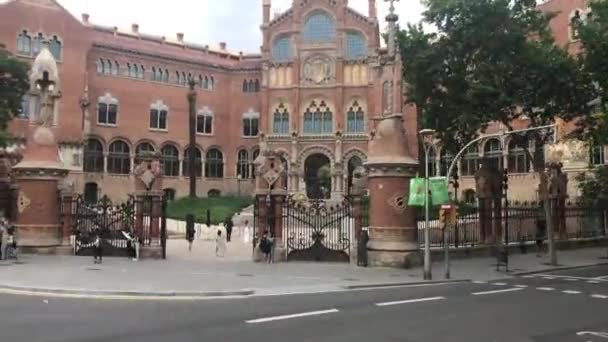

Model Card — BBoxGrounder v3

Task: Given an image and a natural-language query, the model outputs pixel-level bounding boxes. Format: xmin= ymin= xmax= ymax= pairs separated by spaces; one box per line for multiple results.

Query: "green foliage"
xmin=399 ymin=0 xmax=596 ymax=156
xmin=576 ymin=166 xmax=608 ymax=206
xmin=0 ymin=45 xmax=29 ymax=146
xmin=166 ymin=196 xmax=253 ymax=225
xmin=577 ymin=0 xmax=608 ymax=144
xmin=317 ymin=165 xmax=331 ymax=180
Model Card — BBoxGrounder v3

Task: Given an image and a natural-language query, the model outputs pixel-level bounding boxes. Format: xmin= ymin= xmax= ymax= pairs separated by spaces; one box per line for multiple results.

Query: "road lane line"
xmin=514 ymin=285 xmax=528 ymax=288
xmin=472 ymin=281 xmax=488 ymax=284
xmin=542 ymin=277 xmax=555 ymax=280
xmin=538 ymin=274 xmax=608 ymax=282
xmin=522 ymin=275 xmax=535 ymax=278
xmin=472 ymin=288 xmax=524 ymax=296
xmin=536 ymin=287 xmax=555 ymax=291
xmin=245 ymin=309 xmax=339 ymax=324
xmin=562 ymin=290 xmax=582 ymax=295
xmin=588 ymin=281 xmax=601 ymax=284
xmin=591 ymin=294 xmax=608 ymax=299
xmin=375 ymin=296 xmax=445 ymax=307
xmin=491 ymin=282 xmax=507 ymax=286
xmin=564 ymin=278 xmax=579 ymax=281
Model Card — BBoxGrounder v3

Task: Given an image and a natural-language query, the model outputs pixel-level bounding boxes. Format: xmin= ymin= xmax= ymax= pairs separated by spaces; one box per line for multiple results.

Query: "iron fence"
xmin=417 ymin=204 xmax=608 ymax=249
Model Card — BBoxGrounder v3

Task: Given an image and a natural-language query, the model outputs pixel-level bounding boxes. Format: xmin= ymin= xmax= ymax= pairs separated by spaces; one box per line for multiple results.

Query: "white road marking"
xmin=542 ymin=277 xmax=555 ymax=280
xmin=472 ymin=281 xmax=488 ymax=284
xmin=591 ymin=294 xmax=608 ymax=299
xmin=588 ymin=281 xmax=601 ymax=284
xmin=536 ymin=287 xmax=556 ymax=291
xmin=594 ymin=275 xmax=608 ymax=280
xmin=562 ymin=290 xmax=582 ymax=295
xmin=522 ymin=275 xmax=535 ymax=278
xmin=375 ymin=296 xmax=445 ymax=307
xmin=564 ymin=278 xmax=579 ymax=281
xmin=514 ymin=285 xmax=528 ymax=288
xmin=245 ymin=309 xmax=339 ymax=324
xmin=491 ymin=282 xmax=507 ymax=286
xmin=537 ymin=274 xmax=608 ymax=282
xmin=472 ymin=288 xmax=524 ymax=296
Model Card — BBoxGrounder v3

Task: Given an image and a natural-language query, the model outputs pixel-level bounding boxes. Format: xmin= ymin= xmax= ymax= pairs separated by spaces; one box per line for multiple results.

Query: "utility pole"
xmin=187 ymin=77 xmax=197 ymax=198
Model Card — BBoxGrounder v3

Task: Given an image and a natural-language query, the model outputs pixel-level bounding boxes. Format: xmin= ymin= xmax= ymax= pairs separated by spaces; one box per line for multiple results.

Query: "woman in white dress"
xmin=243 ymin=220 xmax=251 ymax=244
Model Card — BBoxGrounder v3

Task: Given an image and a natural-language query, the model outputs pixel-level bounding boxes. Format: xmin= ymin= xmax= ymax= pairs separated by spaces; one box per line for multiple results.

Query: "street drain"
xmin=238 ymin=273 xmax=254 ymax=277
xmin=86 ymin=267 xmax=102 ymax=271
xmin=342 ymin=278 xmax=360 ymax=282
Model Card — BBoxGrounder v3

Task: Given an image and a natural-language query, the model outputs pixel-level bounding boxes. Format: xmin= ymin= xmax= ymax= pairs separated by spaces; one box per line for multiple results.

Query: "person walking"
xmin=225 ymin=217 xmax=233 ymax=243
xmin=93 ymin=229 xmax=103 ymax=264
xmin=186 ymin=214 xmax=195 ymax=252
xmin=215 ymin=229 xmax=226 ymax=257
xmin=259 ymin=230 xmax=273 ymax=263
xmin=243 ymin=220 xmax=251 ymax=244
xmin=0 ymin=217 xmax=8 ymax=261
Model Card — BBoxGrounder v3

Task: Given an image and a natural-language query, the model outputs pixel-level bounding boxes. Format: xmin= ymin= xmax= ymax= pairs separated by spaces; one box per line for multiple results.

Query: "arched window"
xmin=346 ymin=100 xmax=365 ymax=133
xmin=161 ymin=145 xmax=179 ymax=177
xmin=591 ymin=143 xmax=606 ymax=166
xmin=425 ymin=144 xmax=437 ymax=178
xmin=251 ymin=149 xmax=260 ymax=179
xmin=97 ymin=93 xmax=118 ymax=125
xmin=83 ymin=139 xmax=104 ymax=173
xmin=209 ymin=76 xmax=215 ymax=90
xmin=163 ymin=69 xmax=169 ymax=83
xmin=84 ymin=182 xmax=99 ymax=204
xmin=113 ymin=61 xmax=119 ymax=76
xmin=237 ymin=149 xmax=249 ymax=179
xmin=272 ymin=102 xmax=290 ymax=135
xmin=135 ymin=142 xmax=155 ymax=158
xmin=198 ymin=75 xmax=203 ymax=89
xmin=508 ymin=140 xmax=530 ymax=173
xmin=196 ymin=108 xmax=214 ymax=134
xmin=106 ymin=59 xmax=112 ymax=75
xmin=248 ymin=80 xmax=255 ymax=93
xmin=242 ymin=79 xmax=249 ymax=92
xmin=97 ymin=58 xmax=104 ymax=74
xmin=31 ymin=33 xmax=43 ymax=56
xmin=462 ymin=145 xmax=479 ymax=176
xmin=132 ymin=64 xmax=139 ymax=78
xmin=484 ymin=138 xmax=502 ymax=170
xmin=17 ymin=30 xmax=32 ymax=55
xmin=107 ymin=140 xmax=131 ymax=174
xmin=149 ymin=100 xmax=169 ymax=130
xmin=181 ymin=72 xmax=187 ymax=86
xmin=138 ymin=65 xmax=145 ymax=79
xmin=347 ymin=156 xmax=363 ymax=195
xmin=182 ymin=146 xmax=202 ymax=177
xmin=151 ymin=67 xmax=157 ymax=81
xmin=205 ymin=149 xmax=224 ymax=178
xmin=303 ymin=11 xmax=335 ymax=42
xmin=303 ymin=100 xmax=332 ymax=134
xmin=345 ymin=32 xmax=367 ymax=60
xmin=208 ymin=189 xmax=221 ymax=197
xmin=272 ymin=36 xmax=291 ymax=61
xmin=175 ymin=71 xmax=181 ymax=84
xmin=49 ymin=36 xmax=62 ymax=60
xmin=439 ymin=149 xmax=454 ymax=177
xmin=254 ymin=79 xmax=260 ymax=92
xmin=243 ymin=110 xmax=260 ymax=137
xmin=203 ymin=76 xmax=209 ymax=90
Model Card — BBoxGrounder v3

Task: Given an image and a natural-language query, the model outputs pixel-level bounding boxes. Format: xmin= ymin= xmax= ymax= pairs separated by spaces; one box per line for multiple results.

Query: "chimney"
xmin=263 ymin=0 xmax=271 ymax=23
xmin=219 ymin=42 xmax=227 ymax=51
xmin=81 ymin=13 xmax=90 ymax=24
xmin=368 ymin=0 xmax=377 ymax=18
xmin=131 ymin=23 xmax=139 ymax=34
xmin=177 ymin=32 xmax=184 ymax=43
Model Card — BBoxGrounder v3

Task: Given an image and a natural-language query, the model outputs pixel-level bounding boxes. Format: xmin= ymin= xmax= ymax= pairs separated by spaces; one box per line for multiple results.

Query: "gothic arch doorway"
xmin=84 ymin=182 xmax=98 ymax=204
xmin=304 ymin=153 xmax=331 ymax=199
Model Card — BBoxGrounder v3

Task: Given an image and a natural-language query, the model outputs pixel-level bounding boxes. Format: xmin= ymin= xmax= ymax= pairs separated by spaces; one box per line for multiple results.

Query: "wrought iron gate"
xmin=71 ymin=195 xmax=135 ymax=256
xmin=284 ymin=196 xmax=352 ymax=262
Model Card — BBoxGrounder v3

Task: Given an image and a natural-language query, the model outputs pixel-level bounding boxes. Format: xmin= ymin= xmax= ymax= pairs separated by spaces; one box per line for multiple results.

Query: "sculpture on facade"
xmin=350 ymin=166 xmax=368 ymax=196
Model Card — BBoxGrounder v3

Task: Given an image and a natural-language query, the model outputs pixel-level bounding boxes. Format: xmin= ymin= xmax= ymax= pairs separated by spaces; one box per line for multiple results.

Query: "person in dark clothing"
xmin=536 ymin=215 xmax=547 ymax=257
xmin=186 ymin=214 xmax=195 ymax=252
xmin=93 ymin=229 xmax=103 ymax=264
xmin=259 ymin=230 xmax=273 ymax=263
xmin=225 ymin=218 xmax=233 ymax=242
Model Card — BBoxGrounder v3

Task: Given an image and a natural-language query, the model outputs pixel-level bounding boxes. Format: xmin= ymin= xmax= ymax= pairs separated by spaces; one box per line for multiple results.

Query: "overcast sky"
xmin=55 ymin=0 xmax=425 ymax=52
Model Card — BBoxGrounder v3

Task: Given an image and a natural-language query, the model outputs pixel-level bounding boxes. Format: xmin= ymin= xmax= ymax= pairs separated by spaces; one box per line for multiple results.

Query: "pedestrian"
xmin=215 ymin=229 xmax=226 ymax=257
xmin=186 ymin=214 xmax=195 ymax=252
xmin=122 ymin=230 xmax=139 ymax=261
xmin=93 ymin=229 xmax=103 ymax=264
xmin=0 ymin=216 xmax=8 ymax=261
xmin=259 ymin=230 xmax=273 ymax=263
xmin=243 ymin=220 xmax=251 ymax=244
xmin=536 ymin=214 xmax=547 ymax=257
xmin=225 ymin=217 xmax=233 ymax=243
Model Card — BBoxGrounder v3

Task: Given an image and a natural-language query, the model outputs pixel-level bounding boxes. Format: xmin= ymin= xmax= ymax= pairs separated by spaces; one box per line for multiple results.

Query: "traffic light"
xmin=439 ymin=208 xmax=448 ymax=229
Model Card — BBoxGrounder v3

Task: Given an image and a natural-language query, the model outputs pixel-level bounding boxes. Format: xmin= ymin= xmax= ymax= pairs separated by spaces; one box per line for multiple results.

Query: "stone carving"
xmin=302 ymin=55 xmax=335 ymax=85
xmin=134 ymin=158 xmax=162 ymax=191
xmin=382 ymin=81 xmax=393 ymax=115
xmin=388 ymin=193 xmax=407 ymax=212
xmin=17 ymin=191 xmax=31 ymax=213
xmin=474 ymin=160 xmax=502 ymax=199
xmin=351 ymin=166 xmax=368 ymax=195
xmin=58 ymin=178 xmax=74 ymax=193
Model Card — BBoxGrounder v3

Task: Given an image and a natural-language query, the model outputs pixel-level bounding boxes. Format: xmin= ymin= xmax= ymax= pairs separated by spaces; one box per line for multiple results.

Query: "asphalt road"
xmin=2 ymin=266 xmax=608 ymax=342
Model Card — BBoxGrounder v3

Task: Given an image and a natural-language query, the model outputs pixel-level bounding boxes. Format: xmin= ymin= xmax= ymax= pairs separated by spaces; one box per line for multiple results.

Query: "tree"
xmin=577 ymin=0 xmax=608 ymax=145
xmin=399 ymin=0 xmax=597 ymax=265
xmin=0 ymin=44 xmax=29 ymax=146
xmin=576 ymin=166 xmax=608 ymax=207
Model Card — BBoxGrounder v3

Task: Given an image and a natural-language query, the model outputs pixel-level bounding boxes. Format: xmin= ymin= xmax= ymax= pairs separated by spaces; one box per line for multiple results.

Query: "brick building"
xmin=0 ymin=0 xmax=416 ymax=202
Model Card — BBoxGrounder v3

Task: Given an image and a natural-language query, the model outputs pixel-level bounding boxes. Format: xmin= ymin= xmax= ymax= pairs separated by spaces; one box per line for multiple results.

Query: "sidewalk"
xmin=0 ymin=241 xmax=606 ymax=298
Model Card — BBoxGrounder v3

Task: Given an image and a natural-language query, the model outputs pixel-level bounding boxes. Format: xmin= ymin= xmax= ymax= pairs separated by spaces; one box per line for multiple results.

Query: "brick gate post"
xmin=59 ymin=191 xmax=75 ymax=246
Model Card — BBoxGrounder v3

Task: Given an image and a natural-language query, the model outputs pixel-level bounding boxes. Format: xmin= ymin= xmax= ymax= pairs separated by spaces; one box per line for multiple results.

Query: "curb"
xmin=512 ymin=262 xmax=608 ymax=276
xmin=0 ymin=285 xmax=255 ymax=298
xmin=342 ymin=279 xmax=470 ymax=290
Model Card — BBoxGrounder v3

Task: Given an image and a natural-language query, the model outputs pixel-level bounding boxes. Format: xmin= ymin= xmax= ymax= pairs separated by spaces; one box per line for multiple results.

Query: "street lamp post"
xmin=187 ymin=77 xmax=198 ymax=198
xmin=419 ymin=128 xmax=436 ymax=280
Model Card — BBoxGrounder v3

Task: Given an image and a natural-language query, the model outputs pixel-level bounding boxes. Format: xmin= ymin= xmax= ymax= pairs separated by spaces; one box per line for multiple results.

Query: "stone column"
xmin=272 ymin=194 xmax=287 ymax=261
xmin=365 ymin=114 xmax=420 ymax=267
xmin=60 ymin=190 xmax=75 ymax=246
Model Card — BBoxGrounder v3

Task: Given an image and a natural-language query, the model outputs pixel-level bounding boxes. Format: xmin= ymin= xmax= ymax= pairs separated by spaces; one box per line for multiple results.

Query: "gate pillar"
xmin=365 ymin=114 xmax=420 ymax=268
xmin=59 ymin=190 xmax=75 ymax=246
xmin=133 ymin=153 xmax=164 ymax=259
xmin=253 ymin=146 xmax=288 ymax=262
